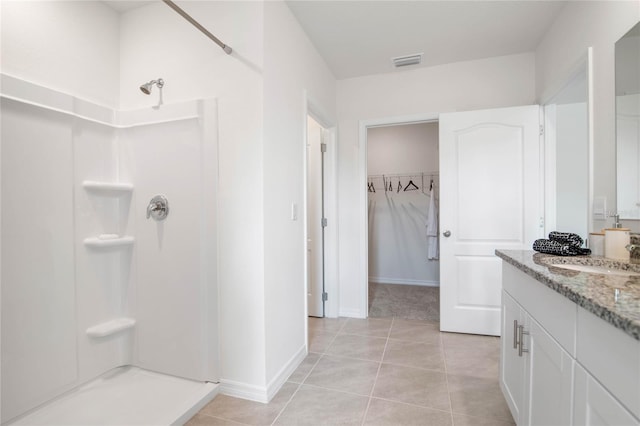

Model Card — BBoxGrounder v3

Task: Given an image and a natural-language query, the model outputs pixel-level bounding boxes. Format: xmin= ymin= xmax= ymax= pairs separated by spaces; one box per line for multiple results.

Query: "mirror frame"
xmin=615 ymin=21 xmax=640 ymax=220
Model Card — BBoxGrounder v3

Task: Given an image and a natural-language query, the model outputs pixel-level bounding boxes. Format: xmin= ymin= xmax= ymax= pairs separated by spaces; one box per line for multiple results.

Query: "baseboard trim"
xmin=218 ymin=379 xmax=269 ymax=403
xmin=219 ymin=345 xmax=307 ymax=404
xmin=265 ymin=344 xmax=307 ymax=401
xmin=369 ymin=277 xmax=440 ymax=287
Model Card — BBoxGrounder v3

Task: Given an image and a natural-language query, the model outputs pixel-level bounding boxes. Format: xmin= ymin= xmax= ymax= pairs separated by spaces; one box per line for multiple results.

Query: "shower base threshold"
xmin=10 ymin=366 xmax=218 ymax=425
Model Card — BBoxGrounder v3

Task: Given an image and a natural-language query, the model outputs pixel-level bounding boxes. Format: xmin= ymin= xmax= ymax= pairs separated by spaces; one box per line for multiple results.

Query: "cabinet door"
xmin=523 ymin=316 xmax=574 ymax=426
xmin=501 ymin=291 xmax=525 ymax=423
xmin=574 ymin=364 xmax=640 ymax=426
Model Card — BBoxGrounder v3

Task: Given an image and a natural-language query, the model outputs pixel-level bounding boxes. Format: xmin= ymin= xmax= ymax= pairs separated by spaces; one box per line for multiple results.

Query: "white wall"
xmin=367 ymin=123 xmax=439 ymax=285
xmin=263 ymin=0 xmax=336 ymax=392
xmin=336 ymin=52 xmax=536 ymax=317
xmin=0 ymin=1 xmax=120 ymax=107
xmin=535 ymin=1 xmax=640 ymax=231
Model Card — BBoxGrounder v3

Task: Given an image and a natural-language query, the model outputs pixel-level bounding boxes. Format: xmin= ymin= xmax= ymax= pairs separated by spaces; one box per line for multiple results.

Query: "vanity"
xmin=496 ymin=250 xmax=640 ymax=426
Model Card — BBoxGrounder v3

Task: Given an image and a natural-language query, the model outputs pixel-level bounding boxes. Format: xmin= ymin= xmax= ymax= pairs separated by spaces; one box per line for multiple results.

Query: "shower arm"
xmin=162 ymin=0 xmax=232 ymax=55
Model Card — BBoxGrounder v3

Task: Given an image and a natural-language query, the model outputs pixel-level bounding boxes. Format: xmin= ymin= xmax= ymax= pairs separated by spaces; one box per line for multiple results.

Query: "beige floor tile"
xmin=273 ymin=385 xmax=369 ymax=426
xmin=443 ymin=345 xmax=499 ymax=379
xmin=441 ymin=332 xmax=500 ymax=350
xmin=389 ymin=320 xmax=442 ymax=344
xmin=199 ymin=382 xmax=298 ymax=425
xmin=288 ymin=353 xmax=322 ymax=384
xmin=304 ymin=355 xmax=380 ymax=395
xmin=363 ymin=398 xmax=453 ymax=426
xmin=452 ymin=413 xmax=516 ymax=426
xmin=383 ymin=339 xmax=445 ymax=371
xmin=186 ymin=413 xmax=248 ymax=425
xmin=326 ymin=333 xmax=387 ymax=361
xmin=372 ymin=363 xmax=450 ymax=411
xmin=447 ymin=374 xmax=514 ymax=422
xmin=308 ymin=317 xmax=348 ymax=333
xmin=340 ymin=318 xmax=392 ymax=337
xmin=308 ymin=330 xmax=336 ymax=353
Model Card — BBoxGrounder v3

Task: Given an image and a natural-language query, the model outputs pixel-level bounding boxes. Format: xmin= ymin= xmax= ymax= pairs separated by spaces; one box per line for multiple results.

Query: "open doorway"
xmin=366 ymin=121 xmax=440 ymax=321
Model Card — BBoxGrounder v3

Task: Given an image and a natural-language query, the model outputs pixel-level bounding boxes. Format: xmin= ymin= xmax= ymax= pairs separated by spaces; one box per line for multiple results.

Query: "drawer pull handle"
xmin=518 ymin=325 xmax=529 ymax=357
xmin=513 ymin=320 xmax=519 ymax=350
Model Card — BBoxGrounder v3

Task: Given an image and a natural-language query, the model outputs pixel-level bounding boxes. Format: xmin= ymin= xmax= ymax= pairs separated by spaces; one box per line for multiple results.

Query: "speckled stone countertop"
xmin=496 ymin=250 xmax=640 ymax=341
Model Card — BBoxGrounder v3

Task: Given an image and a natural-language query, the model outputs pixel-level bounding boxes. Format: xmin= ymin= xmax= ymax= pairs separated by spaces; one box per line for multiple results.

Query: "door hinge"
xmin=322 ymin=292 xmax=328 ymax=301
xmin=320 ymin=143 xmax=327 ymax=153
xmin=321 ymin=218 xmax=328 ymax=227
xmin=539 ymin=125 xmax=544 ymax=136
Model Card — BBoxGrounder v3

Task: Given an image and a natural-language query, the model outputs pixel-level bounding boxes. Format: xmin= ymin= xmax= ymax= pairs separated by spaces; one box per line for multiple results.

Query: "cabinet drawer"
xmin=503 ymin=263 xmax=577 ymax=356
xmin=577 ymin=306 xmax=640 ymax=419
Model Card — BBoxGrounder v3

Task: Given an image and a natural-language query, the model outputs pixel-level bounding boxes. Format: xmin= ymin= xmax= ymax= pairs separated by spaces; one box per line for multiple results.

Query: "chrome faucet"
xmin=625 ymin=244 xmax=640 ymax=253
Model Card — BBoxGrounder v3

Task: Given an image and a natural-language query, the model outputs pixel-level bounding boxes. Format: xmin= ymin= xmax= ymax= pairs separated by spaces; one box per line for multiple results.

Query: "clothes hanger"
xmin=403 ymin=179 xmax=419 ymax=191
xmin=397 ymin=180 xmax=402 ymax=193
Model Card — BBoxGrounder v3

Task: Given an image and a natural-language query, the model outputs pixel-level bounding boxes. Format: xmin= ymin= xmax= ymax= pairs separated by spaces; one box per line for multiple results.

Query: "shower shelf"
xmin=84 ymin=236 xmax=135 ymax=248
xmin=82 ymin=180 xmax=134 ymax=193
xmin=86 ymin=317 xmax=136 ymax=338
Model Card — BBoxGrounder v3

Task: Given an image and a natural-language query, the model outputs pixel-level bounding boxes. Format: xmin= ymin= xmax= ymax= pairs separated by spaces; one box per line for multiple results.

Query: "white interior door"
xmin=439 ymin=105 xmax=542 ymax=335
xmin=307 ymin=116 xmax=325 ymax=317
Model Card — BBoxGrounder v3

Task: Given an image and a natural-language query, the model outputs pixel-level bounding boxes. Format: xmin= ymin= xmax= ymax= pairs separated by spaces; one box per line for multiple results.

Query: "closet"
xmin=367 ymin=121 xmax=439 ymax=321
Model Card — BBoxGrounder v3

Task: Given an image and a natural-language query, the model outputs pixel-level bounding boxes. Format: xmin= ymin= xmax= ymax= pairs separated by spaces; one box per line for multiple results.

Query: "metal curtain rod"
xmin=162 ymin=0 xmax=232 ymax=54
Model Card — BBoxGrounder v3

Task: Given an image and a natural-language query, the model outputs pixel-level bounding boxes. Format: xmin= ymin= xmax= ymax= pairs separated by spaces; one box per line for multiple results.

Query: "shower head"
xmin=140 ymin=78 xmax=164 ymax=95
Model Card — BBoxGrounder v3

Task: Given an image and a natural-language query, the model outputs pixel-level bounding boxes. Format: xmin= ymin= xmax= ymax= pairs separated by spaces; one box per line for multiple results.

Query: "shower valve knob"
xmin=146 ymin=195 xmax=169 ymax=221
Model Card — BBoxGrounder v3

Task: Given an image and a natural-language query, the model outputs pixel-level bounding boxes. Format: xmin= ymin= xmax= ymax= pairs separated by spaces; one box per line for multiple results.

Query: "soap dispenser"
xmin=604 ymin=215 xmax=631 ymax=260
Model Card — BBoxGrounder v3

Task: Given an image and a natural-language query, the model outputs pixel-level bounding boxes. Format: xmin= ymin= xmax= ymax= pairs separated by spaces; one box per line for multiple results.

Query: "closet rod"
xmin=162 ymin=0 xmax=233 ymax=54
xmin=367 ymin=171 xmax=439 ymax=178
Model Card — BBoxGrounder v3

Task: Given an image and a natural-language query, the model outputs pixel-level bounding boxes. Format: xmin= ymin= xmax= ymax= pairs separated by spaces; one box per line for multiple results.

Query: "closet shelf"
xmin=86 ymin=317 xmax=136 ymax=338
xmin=84 ymin=236 xmax=134 ymax=248
xmin=82 ymin=180 xmax=133 ymax=193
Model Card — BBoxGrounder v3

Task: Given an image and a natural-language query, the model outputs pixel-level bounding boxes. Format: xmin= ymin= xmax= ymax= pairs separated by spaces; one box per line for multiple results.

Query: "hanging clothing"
xmin=426 ymin=186 xmax=439 ymax=260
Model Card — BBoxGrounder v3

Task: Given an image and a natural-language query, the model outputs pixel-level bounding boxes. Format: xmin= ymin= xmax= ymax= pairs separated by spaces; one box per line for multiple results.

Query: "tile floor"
xmin=187 ymin=317 xmax=515 ymax=426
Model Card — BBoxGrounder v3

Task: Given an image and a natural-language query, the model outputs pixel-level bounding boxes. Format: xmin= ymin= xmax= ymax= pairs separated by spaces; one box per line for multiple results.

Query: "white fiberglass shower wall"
xmin=0 ymin=75 xmax=219 ymax=423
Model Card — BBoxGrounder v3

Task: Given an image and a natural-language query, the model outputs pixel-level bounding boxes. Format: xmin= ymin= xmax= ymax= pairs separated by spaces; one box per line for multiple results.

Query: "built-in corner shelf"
xmin=84 ymin=236 xmax=134 ymax=248
xmin=86 ymin=317 xmax=136 ymax=338
xmin=82 ymin=180 xmax=134 ymax=193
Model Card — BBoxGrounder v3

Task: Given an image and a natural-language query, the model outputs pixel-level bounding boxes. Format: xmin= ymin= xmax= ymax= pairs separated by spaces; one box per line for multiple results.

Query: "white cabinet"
xmin=501 ymin=262 xmax=640 ymax=426
xmin=501 ymin=291 xmax=526 ymax=421
xmin=500 ymin=290 xmax=574 ymax=425
xmin=523 ymin=316 xmax=574 ymax=425
xmin=574 ymin=363 xmax=639 ymax=426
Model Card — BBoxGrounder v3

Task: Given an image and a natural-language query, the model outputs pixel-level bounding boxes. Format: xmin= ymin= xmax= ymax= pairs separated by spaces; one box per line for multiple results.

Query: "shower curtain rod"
xmin=162 ymin=0 xmax=232 ymax=54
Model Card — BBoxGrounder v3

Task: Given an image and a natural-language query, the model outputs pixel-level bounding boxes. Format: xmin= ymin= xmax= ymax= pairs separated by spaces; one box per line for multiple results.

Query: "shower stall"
xmin=1 ymin=50 xmax=220 ymax=426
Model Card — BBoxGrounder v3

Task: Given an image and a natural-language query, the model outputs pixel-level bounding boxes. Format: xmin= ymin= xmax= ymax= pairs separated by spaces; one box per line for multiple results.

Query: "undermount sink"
xmin=548 ymin=263 xmax=640 ymax=277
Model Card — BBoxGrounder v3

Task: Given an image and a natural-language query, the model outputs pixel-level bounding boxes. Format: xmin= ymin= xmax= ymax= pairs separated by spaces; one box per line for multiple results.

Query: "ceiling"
xmin=101 ymin=1 xmax=567 ymax=80
xmin=285 ymin=1 xmax=567 ymax=80
xmin=102 ymin=0 xmax=156 ymax=13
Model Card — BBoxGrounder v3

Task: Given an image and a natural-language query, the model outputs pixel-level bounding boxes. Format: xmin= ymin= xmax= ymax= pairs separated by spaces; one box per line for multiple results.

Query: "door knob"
xmin=443 ymin=230 xmax=451 ymax=237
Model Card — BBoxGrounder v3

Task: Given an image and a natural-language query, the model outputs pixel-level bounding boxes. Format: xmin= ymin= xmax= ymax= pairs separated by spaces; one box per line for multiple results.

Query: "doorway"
xmin=364 ymin=118 xmax=441 ymax=321
xmin=307 ymin=115 xmax=326 ymax=317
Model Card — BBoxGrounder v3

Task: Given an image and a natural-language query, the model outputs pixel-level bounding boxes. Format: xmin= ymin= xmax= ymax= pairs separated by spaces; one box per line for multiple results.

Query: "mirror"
xmin=543 ymin=59 xmax=590 ymax=239
xmin=616 ymin=22 xmax=640 ymax=219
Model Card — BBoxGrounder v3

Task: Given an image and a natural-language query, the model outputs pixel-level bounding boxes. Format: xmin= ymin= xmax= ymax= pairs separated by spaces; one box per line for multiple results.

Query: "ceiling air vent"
xmin=392 ymin=53 xmax=423 ymax=68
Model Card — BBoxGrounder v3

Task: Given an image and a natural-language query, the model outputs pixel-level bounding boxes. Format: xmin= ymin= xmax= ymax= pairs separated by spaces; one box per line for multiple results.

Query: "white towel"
xmin=426 ymin=186 xmax=439 ymax=260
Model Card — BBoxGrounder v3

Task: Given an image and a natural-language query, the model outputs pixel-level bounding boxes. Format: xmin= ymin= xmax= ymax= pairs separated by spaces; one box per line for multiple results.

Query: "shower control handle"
xmin=146 ymin=195 xmax=169 ymax=221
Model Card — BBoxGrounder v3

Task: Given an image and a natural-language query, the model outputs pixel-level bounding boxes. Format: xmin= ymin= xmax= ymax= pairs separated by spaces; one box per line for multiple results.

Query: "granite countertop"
xmin=496 ymin=250 xmax=640 ymax=341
